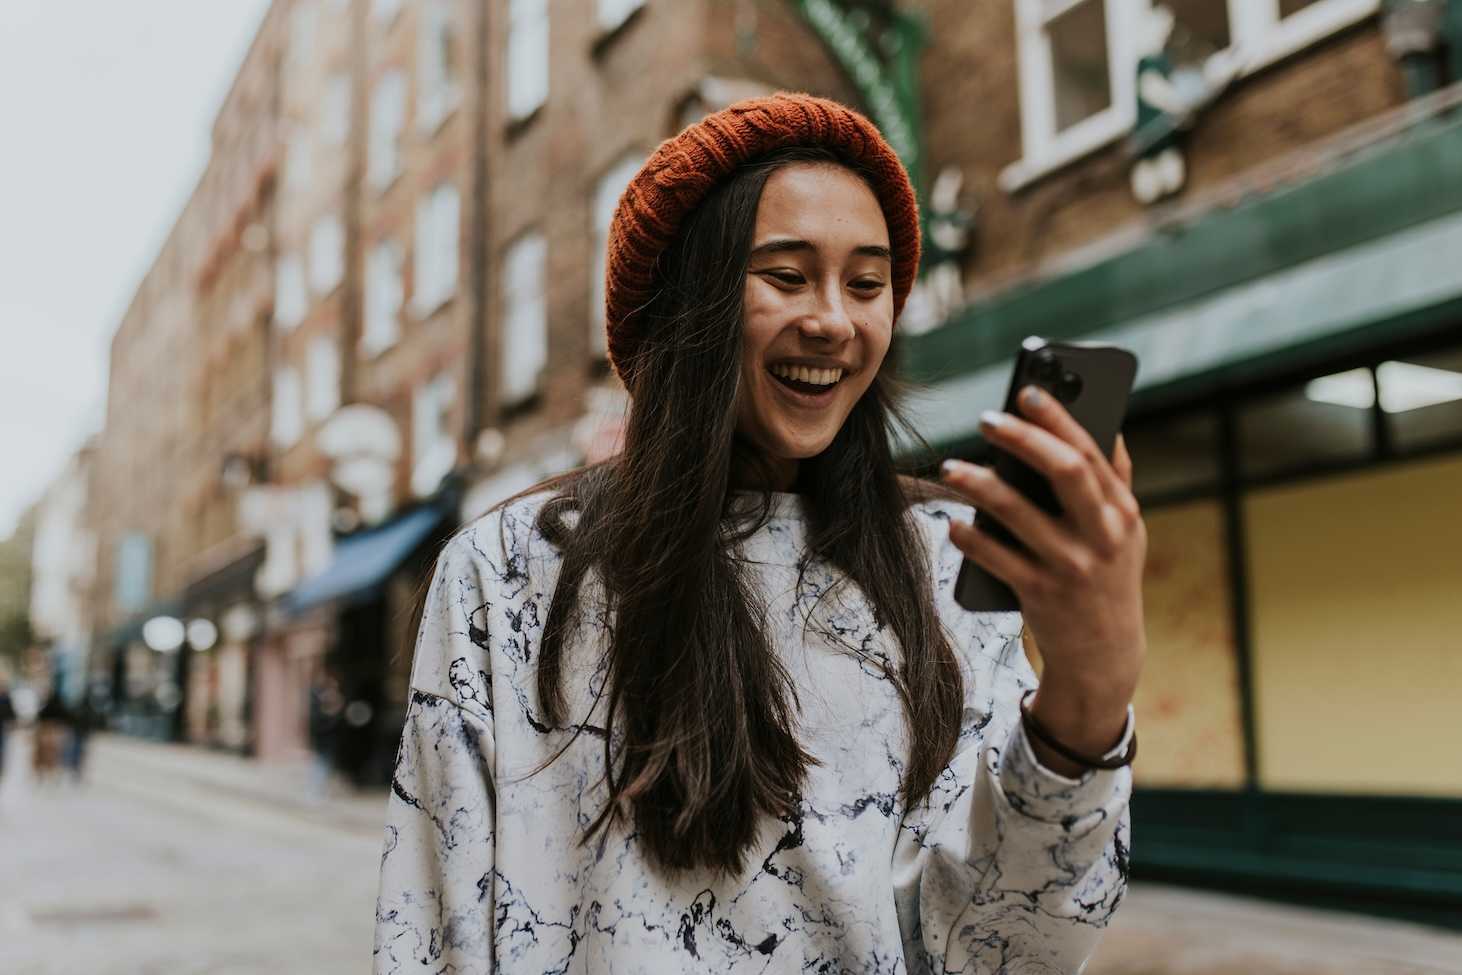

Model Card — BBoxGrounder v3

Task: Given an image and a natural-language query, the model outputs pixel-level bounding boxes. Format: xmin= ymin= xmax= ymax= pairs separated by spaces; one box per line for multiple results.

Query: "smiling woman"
xmin=374 ymin=93 xmax=1138 ymax=975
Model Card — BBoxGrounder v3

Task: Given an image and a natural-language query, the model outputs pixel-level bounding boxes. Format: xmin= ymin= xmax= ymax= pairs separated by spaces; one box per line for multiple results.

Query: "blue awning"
xmin=281 ymin=503 xmax=449 ymax=616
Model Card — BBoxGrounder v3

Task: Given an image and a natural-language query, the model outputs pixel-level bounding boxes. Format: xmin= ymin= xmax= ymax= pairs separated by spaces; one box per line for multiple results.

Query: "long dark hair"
xmin=495 ymin=147 xmax=965 ymax=875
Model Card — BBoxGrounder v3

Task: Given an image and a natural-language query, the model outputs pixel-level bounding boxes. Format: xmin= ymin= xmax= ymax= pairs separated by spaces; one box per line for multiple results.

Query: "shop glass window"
xmin=1238 ymin=378 xmax=1374 ymax=481
xmin=412 ymin=373 xmax=456 ymax=498
xmin=501 ymin=231 xmax=548 ymax=407
xmin=1167 ymin=0 xmax=1233 ymax=57
xmin=1383 ymin=346 xmax=1462 ymax=454
xmin=1124 ymin=409 xmax=1222 ymax=502
xmin=1279 ymin=0 xmax=1324 ymax=17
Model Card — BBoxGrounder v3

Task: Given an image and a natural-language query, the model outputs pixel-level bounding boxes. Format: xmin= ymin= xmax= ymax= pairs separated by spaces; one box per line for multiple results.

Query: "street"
xmin=1 ymin=732 xmax=1459 ymax=975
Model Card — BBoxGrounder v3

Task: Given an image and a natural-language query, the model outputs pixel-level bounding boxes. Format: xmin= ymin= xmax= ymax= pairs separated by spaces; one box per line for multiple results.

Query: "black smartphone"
xmin=953 ymin=336 xmax=1139 ymax=613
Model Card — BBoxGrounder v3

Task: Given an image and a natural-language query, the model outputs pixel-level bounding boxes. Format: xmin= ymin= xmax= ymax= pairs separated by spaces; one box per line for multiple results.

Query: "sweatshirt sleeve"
xmin=892 ymin=505 xmax=1132 ymax=973
xmin=374 ymin=531 xmax=498 ymax=975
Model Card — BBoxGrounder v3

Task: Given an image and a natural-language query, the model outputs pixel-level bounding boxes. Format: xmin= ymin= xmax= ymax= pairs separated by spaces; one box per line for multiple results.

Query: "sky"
xmin=0 ymin=1 xmax=274 ymax=538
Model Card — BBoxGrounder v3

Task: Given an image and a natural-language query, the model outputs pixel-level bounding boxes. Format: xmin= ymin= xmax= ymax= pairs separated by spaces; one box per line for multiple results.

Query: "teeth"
xmin=769 ymin=364 xmax=844 ymax=386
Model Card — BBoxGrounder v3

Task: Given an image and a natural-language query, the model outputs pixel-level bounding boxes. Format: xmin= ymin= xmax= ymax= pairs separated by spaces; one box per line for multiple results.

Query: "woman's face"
xmin=736 ymin=162 xmax=895 ymax=487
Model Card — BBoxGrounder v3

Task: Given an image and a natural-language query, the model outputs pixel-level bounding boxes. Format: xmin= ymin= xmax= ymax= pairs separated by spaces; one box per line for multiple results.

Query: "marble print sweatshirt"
xmin=374 ymin=490 xmax=1131 ymax=974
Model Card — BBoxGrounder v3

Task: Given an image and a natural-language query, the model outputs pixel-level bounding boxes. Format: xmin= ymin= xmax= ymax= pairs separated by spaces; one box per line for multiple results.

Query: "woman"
xmin=375 ymin=93 xmax=1146 ymax=974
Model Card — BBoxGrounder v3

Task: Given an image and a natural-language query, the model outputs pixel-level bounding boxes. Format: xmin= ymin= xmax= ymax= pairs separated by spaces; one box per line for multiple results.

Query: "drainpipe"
xmin=1384 ymin=0 xmax=1446 ymax=98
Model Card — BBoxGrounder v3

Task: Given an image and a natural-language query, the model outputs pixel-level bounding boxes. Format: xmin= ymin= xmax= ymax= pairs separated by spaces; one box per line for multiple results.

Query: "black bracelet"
xmin=1019 ymin=690 xmax=1137 ymax=771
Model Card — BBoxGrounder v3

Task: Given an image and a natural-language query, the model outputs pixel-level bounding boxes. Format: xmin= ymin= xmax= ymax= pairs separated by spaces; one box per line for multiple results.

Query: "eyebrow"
xmin=748 ymin=238 xmax=893 ymax=262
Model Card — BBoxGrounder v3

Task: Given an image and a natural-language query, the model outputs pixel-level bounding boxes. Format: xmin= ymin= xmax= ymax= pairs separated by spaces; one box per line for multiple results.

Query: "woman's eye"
xmin=764 ymin=270 xmax=805 ymax=286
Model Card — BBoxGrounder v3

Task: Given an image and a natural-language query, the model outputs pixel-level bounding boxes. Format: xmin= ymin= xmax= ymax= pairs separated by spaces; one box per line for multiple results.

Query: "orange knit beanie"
xmin=604 ymin=92 xmax=922 ymax=384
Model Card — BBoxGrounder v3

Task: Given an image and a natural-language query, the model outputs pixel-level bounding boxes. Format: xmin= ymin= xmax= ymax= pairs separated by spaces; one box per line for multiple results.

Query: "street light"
xmin=142 ymin=616 xmax=186 ymax=653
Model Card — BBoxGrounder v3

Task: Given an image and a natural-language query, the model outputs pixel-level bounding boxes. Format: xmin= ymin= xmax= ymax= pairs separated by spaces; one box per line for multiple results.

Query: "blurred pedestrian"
xmin=307 ymin=669 xmax=344 ymax=801
xmin=62 ymin=693 xmax=99 ymax=784
xmin=0 ymin=675 xmax=15 ymax=784
xmin=32 ymin=692 xmax=69 ymax=786
xmin=375 ymin=93 xmax=1146 ymax=973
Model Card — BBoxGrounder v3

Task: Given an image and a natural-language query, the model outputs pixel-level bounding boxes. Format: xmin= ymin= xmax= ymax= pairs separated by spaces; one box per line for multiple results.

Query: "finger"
xmin=1113 ymin=434 xmax=1134 ymax=490
xmin=980 ymin=406 xmax=1114 ymax=548
xmin=942 ymin=460 xmax=1091 ymax=578
xmin=949 ymin=517 xmax=1042 ymax=596
xmin=1013 ymin=386 xmax=1129 ymax=506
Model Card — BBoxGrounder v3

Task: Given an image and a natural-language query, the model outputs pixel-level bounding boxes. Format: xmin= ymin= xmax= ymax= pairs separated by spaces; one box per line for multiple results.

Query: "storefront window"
xmin=1238 ymin=382 xmax=1374 ymax=481
xmin=1124 ymin=408 xmax=1221 ymax=502
xmin=1382 ymin=346 xmax=1462 ymax=455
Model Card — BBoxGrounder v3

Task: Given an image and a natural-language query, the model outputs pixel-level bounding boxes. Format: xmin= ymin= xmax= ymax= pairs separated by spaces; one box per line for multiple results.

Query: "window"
xmin=289 ymin=1 xmax=318 ymax=66
xmin=372 ymin=0 xmax=404 ymax=22
xmin=368 ymin=70 xmax=407 ymax=189
xmin=413 ymin=183 xmax=460 ymax=314
xmin=363 ymin=240 xmax=404 ymax=356
xmin=323 ymin=72 xmax=351 ymax=145
xmin=274 ymin=254 xmax=308 ymax=330
xmin=507 ymin=0 xmax=549 ymax=122
xmin=308 ymin=214 xmax=345 ymax=295
xmin=598 ymin=0 xmax=645 ymax=31
xmin=501 ymin=232 xmax=548 ymax=406
xmin=1002 ymin=0 xmax=1382 ymax=191
xmin=271 ymin=367 xmax=305 ymax=447
xmin=417 ymin=0 xmax=459 ymax=132
xmin=1239 ymin=382 xmax=1374 ymax=481
xmin=306 ymin=335 xmax=341 ymax=421
xmin=115 ymin=533 xmax=153 ymax=614
xmin=284 ymin=134 xmax=312 ymax=191
xmin=411 ymin=373 xmax=457 ymax=497
xmin=590 ymin=154 xmax=643 ymax=357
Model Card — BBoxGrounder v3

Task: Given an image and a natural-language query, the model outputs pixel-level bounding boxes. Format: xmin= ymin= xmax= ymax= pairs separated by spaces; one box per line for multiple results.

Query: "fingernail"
xmin=980 ymin=410 xmax=1008 ymax=429
xmin=941 ymin=459 xmax=959 ymax=479
xmin=1020 ymin=386 xmax=1045 ymax=409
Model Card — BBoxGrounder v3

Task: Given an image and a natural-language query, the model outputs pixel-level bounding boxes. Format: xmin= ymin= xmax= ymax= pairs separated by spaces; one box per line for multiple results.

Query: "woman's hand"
xmin=942 ymin=385 xmax=1147 ymax=775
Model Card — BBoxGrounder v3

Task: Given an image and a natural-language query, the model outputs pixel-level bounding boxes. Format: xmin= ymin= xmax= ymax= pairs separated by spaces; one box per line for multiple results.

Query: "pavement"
xmin=1 ymin=730 xmax=1459 ymax=975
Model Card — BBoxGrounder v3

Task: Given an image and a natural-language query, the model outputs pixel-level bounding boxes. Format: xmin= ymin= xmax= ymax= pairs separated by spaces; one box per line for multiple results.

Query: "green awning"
xmin=895 ymin=102 xmax=1462 ymax=453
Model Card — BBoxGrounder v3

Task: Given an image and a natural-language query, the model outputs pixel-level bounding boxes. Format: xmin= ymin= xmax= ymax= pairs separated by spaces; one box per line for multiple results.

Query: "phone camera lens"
xmin=1057 ymin=372 xmax=1083 ymax=403
xmin=1032 ymin=350 xmax=1061 ymax=382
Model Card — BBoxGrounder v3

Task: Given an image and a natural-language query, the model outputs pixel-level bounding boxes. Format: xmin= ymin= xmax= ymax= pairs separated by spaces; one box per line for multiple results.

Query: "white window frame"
xmin=363 ymin=239 xmax=404 ymax=356
xmin=413 ymin=182 xmax=460 ymax=315
xmin=369 ymin=69 xmax=407 ymax=190
xmin=306 ymin=334 xmax=341 ymax=421
xmin=591 ymin=153 xmax=644 ymax=357
xmin=271 ymin=366 xmax=305 ymax=447
xmin=417 ymin=0 xmax=459 ymax=133
xmin=308 ymin=213 xmax=345 ymax=296
xmin=507 ymin=0 xmax=550 ymax=122
xmin=1001 ymin=0 xmax=1382 ymax=192
xmin=597 ymin=0 xmax=645 ymax=32
xmin=500 ymin=231 xmax=549 ymax=406
xmin=274 ymin=254 xmax=308 ymax=330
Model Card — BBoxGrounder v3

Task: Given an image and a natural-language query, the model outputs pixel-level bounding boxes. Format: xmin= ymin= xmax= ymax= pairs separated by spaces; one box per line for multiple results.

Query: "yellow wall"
xmin=1132 ymin=501 xmax=1247 ymax=789
xmin=1248 ymin=453 xmax=1462 ymax=797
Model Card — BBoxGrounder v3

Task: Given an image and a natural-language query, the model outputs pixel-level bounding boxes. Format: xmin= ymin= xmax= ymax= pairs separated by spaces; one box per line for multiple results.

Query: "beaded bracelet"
xmin=1019 ymin=690 xmax=1138 ymax=771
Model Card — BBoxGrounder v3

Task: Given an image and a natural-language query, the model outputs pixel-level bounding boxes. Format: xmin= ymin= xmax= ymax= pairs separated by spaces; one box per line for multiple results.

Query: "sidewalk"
xmin=81 ymin=732 xmax=389 ymax=836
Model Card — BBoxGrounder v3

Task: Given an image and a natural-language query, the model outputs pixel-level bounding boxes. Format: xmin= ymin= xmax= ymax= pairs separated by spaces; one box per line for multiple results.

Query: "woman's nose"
xmin=798 ymin=288 xmax=856 ymax=342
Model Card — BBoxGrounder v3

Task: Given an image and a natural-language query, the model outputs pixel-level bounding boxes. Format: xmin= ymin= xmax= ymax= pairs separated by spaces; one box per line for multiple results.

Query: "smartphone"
xmin=953 ymin=336 xmax=1139 ymax=613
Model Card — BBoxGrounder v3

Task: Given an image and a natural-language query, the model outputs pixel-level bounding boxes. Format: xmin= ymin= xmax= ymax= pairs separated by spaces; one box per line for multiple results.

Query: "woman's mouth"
xmin=767 ymin=363 xmax=845 ymax=404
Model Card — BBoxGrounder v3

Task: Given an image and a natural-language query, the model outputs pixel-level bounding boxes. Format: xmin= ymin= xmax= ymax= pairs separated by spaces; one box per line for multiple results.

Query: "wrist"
xmin=1028 ymin=674 xmax=1133 ymax=761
